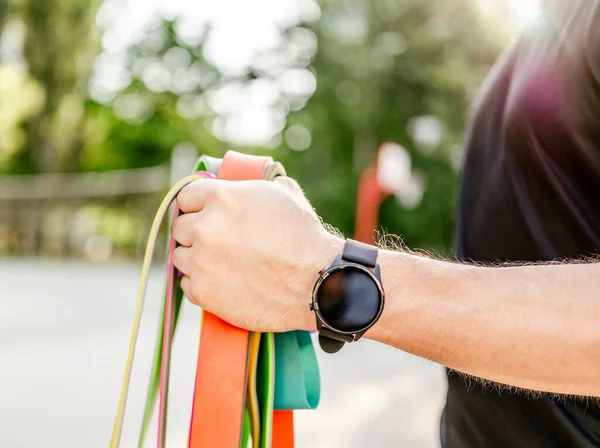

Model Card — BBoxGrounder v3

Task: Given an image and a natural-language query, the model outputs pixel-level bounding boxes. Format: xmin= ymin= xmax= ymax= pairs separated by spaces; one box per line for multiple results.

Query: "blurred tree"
xmin=0 ymin=0 xmax=8 ymax=35
xmin=14 ymin=0 xmax=102 ymax=173
xmin=80 ymin=20 xmax=224 ymax=172
xmin=0 ymin=0 xmax=507 ymax=256
xmin=0 ymin=65 xmax=44 ymax=170
xmin=86 ymin=0 xmax=504 ymax=253
xmin=273 ymin=0 xmax=504 ymax=253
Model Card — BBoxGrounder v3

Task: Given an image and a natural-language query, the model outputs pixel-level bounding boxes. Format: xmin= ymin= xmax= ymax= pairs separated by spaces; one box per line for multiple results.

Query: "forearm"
xmin=369 ymin=251 xmax=600 ymax=396
xmin=174 ymin=177 xmax=600 ymax=396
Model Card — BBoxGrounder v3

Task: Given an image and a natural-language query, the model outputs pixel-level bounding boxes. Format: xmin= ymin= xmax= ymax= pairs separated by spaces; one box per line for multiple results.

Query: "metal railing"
xmin=0 ymin=146 xmax=201 ymax=260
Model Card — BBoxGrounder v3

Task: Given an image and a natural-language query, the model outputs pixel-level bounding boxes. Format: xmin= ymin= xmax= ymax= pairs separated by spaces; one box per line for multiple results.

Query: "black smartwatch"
xmin=310 ymin=239 xmax=385 ymax=354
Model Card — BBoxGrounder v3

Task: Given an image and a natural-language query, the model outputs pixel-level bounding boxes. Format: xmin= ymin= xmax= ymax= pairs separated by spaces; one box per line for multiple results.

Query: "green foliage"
xmin=80 ymin=21 xmax=224 ymax=172
xmin=0 ymin=65 xmax=44 ymax=170
xmin=13 ymin=0 xmax=102 ymax=173
xmin=0 ymin=0 xmax=8 ymax=34
xmin=80 ymin=204 xmax=142 ymax=249
xmin=273 ymin=0 xmax=503 ymax=252
xmin=1 ymin=0 xmax=506 ymax=255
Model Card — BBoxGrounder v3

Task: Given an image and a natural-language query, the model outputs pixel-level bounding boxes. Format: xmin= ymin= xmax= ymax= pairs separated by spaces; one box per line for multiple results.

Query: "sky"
xmin=478 ymin=0 xmax=542 ymax=27
xmin=95 ymin=0 xmax=539 ymax=70
xmin=91 ymin=0 xmax=540 ymax=147
xmin=96 ymin=0 xmax=320 ymax=75
xmin=93 ymin=0 xmax=320 ymax=146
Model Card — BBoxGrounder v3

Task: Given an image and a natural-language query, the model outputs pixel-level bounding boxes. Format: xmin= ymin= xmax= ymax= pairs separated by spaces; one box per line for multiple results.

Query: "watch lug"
xmin=354 ymin=329 xmax=367 ymax=341
xmin=316 ymin=318 xmax=323 ymax=332
xmin=319 ymin=254 xmax=343 ymax=276
xmin=333 ymin=253 xmax=344 ymax=266
xmin=374 ymin=264 xmax=382 ymax=280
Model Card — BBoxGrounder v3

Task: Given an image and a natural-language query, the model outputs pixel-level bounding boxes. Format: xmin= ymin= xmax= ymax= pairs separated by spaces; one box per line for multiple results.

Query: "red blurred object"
xmin=354 ymin=142 xmax=411 ymax=244
xmin=354 ymin=163 xmax=386 ymax=244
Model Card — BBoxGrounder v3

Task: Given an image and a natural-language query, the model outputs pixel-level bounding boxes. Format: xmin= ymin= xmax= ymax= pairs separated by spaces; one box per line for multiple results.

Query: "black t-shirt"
xmin=444 ymin=1 xmax=600 ymax=447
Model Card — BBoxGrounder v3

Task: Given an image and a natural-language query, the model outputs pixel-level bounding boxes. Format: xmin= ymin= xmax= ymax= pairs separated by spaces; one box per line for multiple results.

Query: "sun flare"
xmin=475 ymin=0 xmax=542 ymax=32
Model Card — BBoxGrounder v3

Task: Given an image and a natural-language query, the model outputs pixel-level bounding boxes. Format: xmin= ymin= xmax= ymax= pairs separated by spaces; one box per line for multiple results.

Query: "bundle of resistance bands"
xmin=111 ymin=151 xmax=321 ymax=448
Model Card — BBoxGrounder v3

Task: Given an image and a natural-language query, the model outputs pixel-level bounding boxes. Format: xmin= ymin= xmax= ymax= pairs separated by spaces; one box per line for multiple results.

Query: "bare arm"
xmin=371 ymin=251 xmax=600 ymax=397
xmin=172 ymin=178 xmax=600 ymax=398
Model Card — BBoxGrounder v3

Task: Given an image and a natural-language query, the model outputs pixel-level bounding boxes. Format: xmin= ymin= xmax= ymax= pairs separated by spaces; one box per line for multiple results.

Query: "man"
xmin=172 ymin=174 xmax=600 ymax=394
xmin=444 ymin=0 xmax=600 ymax=446
xmin=171 ymin=0 xmax=600 ymax=446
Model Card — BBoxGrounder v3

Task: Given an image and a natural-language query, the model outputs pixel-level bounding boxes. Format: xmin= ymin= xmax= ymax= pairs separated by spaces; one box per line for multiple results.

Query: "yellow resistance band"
xmin=110 ymin=174 xmax=211 ymax=448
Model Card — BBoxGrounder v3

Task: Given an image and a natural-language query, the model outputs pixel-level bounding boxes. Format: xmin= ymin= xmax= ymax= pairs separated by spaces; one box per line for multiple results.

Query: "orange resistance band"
xmin=188 ymin=151 xmax=294 ymax=448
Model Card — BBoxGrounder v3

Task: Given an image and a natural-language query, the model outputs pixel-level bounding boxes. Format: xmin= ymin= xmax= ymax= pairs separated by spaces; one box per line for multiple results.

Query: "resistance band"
xmin=110 ymin=172 xmax=214 ymax=447
xmin=111 ymin=151 xmax=320 ymax=448
xmin=188 ymin=151 xmax=274 ymax=448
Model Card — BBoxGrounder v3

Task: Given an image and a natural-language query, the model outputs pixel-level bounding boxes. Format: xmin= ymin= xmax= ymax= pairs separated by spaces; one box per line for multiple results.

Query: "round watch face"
xmin=316 ymin=265 xmax=382 ymax=333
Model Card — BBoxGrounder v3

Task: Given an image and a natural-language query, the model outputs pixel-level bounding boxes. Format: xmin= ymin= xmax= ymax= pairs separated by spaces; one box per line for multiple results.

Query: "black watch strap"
xmin=318 ymin=239 xmax=379 ymax=354
xmin=318 ymin=328 xmax=354 ymax=354
xmin=342 ymin=239 xmax=378 ymax=267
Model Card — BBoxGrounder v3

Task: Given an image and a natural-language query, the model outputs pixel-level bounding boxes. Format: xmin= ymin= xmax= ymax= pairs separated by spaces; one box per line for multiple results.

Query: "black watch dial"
xmin=316 ymin=266 xmax=381 ymax=332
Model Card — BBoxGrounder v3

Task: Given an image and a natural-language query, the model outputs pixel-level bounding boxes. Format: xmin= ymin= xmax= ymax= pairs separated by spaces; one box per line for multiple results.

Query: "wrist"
xmin=307 ymin=237 xmax=385 ymax=353
xmin=296 ymin=232 xmax=345 ymax=332
xmin=366 ymin=249 xmax=446 ymax=348
xmin=365 ymin=249 xmax=476 ymax=361
xmin=365 ymin=249 xmax=411 ymax=343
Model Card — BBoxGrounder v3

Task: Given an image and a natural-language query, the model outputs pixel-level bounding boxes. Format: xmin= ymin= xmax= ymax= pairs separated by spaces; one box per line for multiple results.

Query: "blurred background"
xmin=0 ymin=0 xmax=537 ymax=446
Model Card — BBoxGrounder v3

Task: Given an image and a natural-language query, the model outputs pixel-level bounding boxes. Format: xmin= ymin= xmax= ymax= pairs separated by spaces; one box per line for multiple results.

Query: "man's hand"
xmin=172 ymin=177 xmax=344 ymax=332
xmin=171 ymin=175 xmax=600 ymax=397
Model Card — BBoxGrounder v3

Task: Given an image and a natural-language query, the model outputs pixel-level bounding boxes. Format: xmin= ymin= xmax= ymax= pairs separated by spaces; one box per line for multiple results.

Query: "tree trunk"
xmin=0 ymin=0 xmax=8 ymax=34
xmin=21 ymin=0 xmax=101 ymax=173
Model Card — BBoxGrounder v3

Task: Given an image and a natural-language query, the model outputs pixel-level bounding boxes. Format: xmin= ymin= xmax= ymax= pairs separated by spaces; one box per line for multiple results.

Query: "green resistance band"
xmin=138 ymin=154 xmax=320 ymax=446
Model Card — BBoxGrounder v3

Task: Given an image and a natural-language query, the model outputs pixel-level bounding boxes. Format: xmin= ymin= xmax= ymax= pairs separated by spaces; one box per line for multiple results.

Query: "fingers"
xmin=180 ymin=275 xmax=193 ymax=301
xmin=171 ymin=212 xmax=200 ymax=247
xmin=180 ymin=274 xmax=207 ymax=309
xmin=177 ymin=179 xmax=220 ymax=213
xmin=172 ymin=246 xmax=194 ymax=276
xmin=179 ymin=177 xmax=305 ymax=216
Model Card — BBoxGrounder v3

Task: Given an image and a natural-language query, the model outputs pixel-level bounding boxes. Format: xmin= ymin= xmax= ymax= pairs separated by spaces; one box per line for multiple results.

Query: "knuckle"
xmin=201 ymin=216 xmax=224 ymax=243
xmin=192 ymin=219 xmax=217 ymax=246
xmin=187 ymin=281 xmax=201 ymax=301
xmin=176 ymin=185 xmax=192 ymax=209
xmin=196 ymin=257 xmax=215 ymax=277
xmin=291 ymin=180 xmax=304 ymax=194
xmin=276 ymin=177 xmax=304 ymax=199
xmin=276 ymin=176 xmax=297 ymax=190
xmin=216 ymin=189 xmax=233 ymax=207
xmin=205 ymin=182 xmax=224 ymax=202
xmin=172 ymin=247 xmax=183 ymax=267
xmin=191 ymin=250 xmax=208 ymax=269
xmin=192 ymin=219 xmax=205 ymax=239
xmin=212 ymin=183 xmax=240 ymax=208
xmin=182 ymin=275 xmax=201 ymax=302
xmin=191 ymin=283 xmax=209 ymax=306
xmin=185 ymin=285 xmax=201 ymax=305
xmin=171 ymin=215 xmax=183 ymax=235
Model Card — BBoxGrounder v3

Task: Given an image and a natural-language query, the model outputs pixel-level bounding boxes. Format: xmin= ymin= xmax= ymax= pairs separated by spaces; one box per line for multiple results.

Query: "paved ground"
xmin=0 ymin=258 xmax=447 ymax=448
